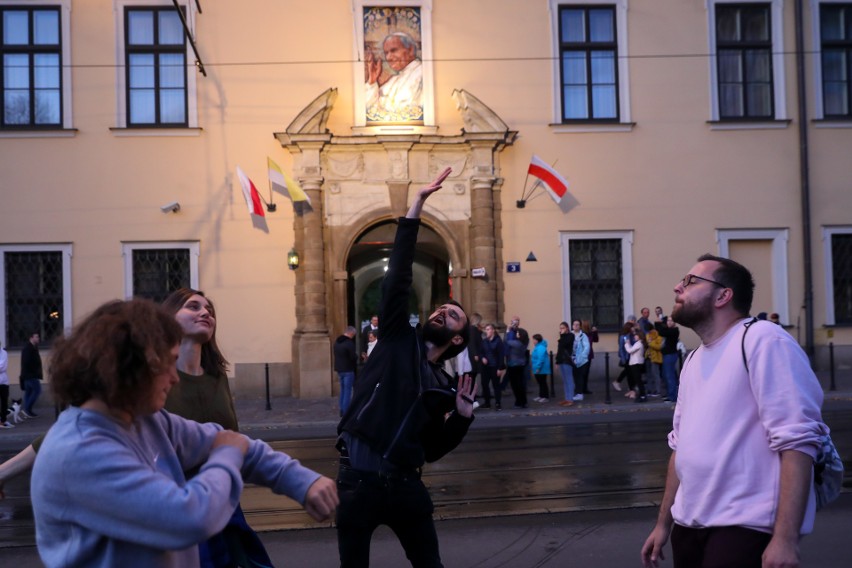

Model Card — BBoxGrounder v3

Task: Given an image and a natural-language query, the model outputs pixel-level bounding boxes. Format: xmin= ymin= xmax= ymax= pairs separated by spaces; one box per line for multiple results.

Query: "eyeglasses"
xmin=681 ymin=274 xmax=727 ymax=289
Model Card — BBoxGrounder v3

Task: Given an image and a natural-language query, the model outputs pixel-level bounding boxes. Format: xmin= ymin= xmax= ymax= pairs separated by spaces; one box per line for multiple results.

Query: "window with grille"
xmin=820 ymin=3 xmax=852 ymax=119
xmin=568 ymin=239 xmax=623 ymax=330
xmin=2 ymin=250 xmax=65 ymax=348
xmin=124 ymin=6 xmax=187 ymax=126
xmin=557 ymin=5 xmax=619 ymax=121
xmin=715 ymin=3 xmax=774 ymax=119
xmin=1 ymin=5 xmax=62 ymax=128
xmin=131 ymin=248 xmax=191 ymax=303
xmin=831 ymin=233 xmax=852 ymax=324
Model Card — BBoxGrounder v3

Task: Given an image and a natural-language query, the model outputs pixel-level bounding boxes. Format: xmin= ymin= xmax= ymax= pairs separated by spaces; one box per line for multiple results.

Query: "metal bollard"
xmin=604 ymin=352 xmax=612 ymax=405
xmin=829 ymin=342 xmax=836 ymax=391
xmin=265 ymin=362 xmax=272 ymax=410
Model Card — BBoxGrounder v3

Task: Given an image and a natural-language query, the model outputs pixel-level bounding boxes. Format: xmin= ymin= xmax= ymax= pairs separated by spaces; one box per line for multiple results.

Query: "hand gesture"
xmin=303 ymin=476 xmax=339 ymax=522
xmin=406 ymin=167 xmax=452 ymax=219
xmin=364 ymin=50 xmax=382 ymax=84
xmin=455 ymin=372 xmax=477 ymax=418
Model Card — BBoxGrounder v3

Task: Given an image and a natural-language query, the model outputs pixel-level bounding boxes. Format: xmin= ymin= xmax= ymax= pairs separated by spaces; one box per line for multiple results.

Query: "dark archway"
xmin=347 ymin=220 xmax=450 ymax=352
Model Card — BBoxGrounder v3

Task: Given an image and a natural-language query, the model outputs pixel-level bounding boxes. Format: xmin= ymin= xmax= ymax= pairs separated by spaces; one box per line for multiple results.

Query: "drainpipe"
xmin=794 ymin=0 xmax=814 ymax=361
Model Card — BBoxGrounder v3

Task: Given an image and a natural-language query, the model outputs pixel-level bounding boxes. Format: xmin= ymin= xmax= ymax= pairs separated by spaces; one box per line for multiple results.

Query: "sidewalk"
xmin=3 ymin=370 xmax=851 ymax=448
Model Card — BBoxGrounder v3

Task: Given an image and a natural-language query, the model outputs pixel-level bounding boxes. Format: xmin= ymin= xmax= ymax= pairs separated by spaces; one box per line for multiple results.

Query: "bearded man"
xmin=335 ymin=167 xmax=475 ymax=568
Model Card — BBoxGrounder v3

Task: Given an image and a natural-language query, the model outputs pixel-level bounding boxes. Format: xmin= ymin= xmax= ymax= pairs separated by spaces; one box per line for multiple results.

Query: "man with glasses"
xmin=641 ymin=254 xmax=829 ymax=568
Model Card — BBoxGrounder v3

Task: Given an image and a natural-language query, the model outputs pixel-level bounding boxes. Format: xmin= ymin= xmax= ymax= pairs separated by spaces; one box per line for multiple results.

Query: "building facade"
xmin=1 ymin=0 xmax=850 ymax=398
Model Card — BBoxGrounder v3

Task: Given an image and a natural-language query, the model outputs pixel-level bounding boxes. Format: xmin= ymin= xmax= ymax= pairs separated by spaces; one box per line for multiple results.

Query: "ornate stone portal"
xmin=274 ymin=88 xmax=517 ymax=398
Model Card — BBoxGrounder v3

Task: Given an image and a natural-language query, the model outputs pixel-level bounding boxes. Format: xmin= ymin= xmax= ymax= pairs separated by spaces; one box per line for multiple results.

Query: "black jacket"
xmin=555 ymin=332 xmax=574 ymax=365
xmin=333 ymin=335 xmax=357 ymax=373
xmin=20 ymin=341 xmax=42 ymax=380
xmin=337 ymin=218 xmax=473 ymax=470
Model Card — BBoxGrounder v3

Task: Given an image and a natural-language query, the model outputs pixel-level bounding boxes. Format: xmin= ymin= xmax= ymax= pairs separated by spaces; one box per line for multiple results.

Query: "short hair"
xmin=438 ymin=299 xmax=470 ymax=361
xmin=345 ymin=325 xmax=357 ymax=335
xmin=532 ymin=333 xmax=543 ymax=342
xmin=50 ymin=299 xmax=183 ymax=413
xmin=162 ymin=288 xmax=229 ymax=378
xmin=469 ymin=312 xmax=482 ymax=326
xmin=697 ymin=253 xmax=755 ymax=316
xmin=384 ymin=31 xmax=417 ymax=53
xmin=560 ymin=321 xmax=569 ymax=328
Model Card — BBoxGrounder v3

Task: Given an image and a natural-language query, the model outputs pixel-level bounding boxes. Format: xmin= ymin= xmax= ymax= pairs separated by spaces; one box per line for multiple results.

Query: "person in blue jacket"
xmin=530 ymin=333 xmax=551 ymax=402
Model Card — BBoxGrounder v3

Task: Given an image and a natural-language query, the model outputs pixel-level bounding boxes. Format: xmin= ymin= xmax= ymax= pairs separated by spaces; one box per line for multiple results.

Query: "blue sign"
xmin=506 ymin=262 xmax=521 ymax=273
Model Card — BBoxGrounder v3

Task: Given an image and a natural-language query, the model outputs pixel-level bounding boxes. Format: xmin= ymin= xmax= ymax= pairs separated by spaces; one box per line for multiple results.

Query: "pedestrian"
xmin=570 ymin=321 xmax=590 ymax=401
xmin=333 ymin=326 xmax=358 ymax=416
xmin=530 ymin=334 xmax=550 ymax=402
xmin=581 ymin=320 xmax=598 ymax=395
xmin=479 ymin=323 xmax=505 ymax=410
xmin=335 ymin=168 xmax=477 ymax=568
xmin=555 ymin=322 xmax=575 ymax=407
xmin=504 ymin=317 xmax=529 ymax=408
xmin=641 ymin=254 xmax=830 ymax=568
xmin=625 ymin=329 xmax=648 ymax=402
xmin=656 ymin=316 xmax=680 ymax=402
xmin=20 ymin=331 xmax=42 ymax=418
xmin=611 ymin=321 xmax=634 ymax=392
xmin=645 ymin=327 xmax=663 ymax=397
xmin=31 ymin=299 xmax=338 ymax=568
xmin=360 ymin=315 xmax=379 ymax=360
xmin=0 ymin=341 xmax=11 ymax=428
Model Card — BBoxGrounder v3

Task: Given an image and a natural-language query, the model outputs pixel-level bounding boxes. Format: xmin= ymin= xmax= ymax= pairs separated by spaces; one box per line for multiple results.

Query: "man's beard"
xmin=423 ymin=321 xmax=456 ymax=348
xmin=671 ymin=295 xmax=713 ymax=329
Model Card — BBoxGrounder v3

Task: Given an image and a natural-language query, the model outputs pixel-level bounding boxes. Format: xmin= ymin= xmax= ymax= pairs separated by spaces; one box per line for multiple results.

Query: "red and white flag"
xmin=236 ymin=166 xmax=265 ymax=217
xmin=528 ymin=155 xmax=569 ymax=204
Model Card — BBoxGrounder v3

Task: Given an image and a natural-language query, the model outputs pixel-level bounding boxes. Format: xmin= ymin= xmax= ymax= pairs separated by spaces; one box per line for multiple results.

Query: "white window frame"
xmin=121 ymin=241 xmax=199 ymax=299
xmin=716 ymin=228 xmax=790 ymax=324
xmin=706 ymin=0 xmax=788 ymax=124
xmin=810 ymin=0 xmax=852 ymax=125
xmin=0 ymin=243 xmax=73 ymax=345
xmin=822 ymin=226 xmax=852 ymax=325
xmin=560 ymin=230 xmax=634 ymax=325
xmin=113 ymin=0 xmax=199 ymax=130
xmin=548 ymin=0 xmax=632 ymax=132
xmin=0 ymin=0 xmax=74 ymax=137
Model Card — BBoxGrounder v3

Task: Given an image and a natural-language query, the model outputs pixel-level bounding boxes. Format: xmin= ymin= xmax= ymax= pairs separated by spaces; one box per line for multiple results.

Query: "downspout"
xmin=794 ymin=0 xmax=814 ymax=360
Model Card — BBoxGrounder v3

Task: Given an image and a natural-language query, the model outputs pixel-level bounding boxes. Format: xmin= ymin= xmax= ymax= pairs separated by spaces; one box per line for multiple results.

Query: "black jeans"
xmin=336 ymin=465 xmax=442 ymax=568
xmin=671 ymin=524 xmax=772 ymax=567
xmin=0 ymin=384 xmax=8 ymax=423
xmin=480 ymin=366 xmax=501 ymax=407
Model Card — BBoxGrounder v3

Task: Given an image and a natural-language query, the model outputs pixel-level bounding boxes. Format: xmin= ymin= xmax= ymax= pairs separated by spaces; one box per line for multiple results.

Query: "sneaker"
xmin=611 ymin=381 xmax=622 ymax=392
xmin=572 ymin=394 xmax=584 ymax=401
xmin=648 ymin=393 xmax=661 ymax=398
xmin=1 ymin=421 xmax=14 ymax=429
xmin=538 ymin=398 xmax=548 ymax=403
xmin=21 ymin=410 xmax=37 ymax=418
xmin=533 ymin=397 xmax=542 ymax=403
xmin=558 ymin=400 xmax=574 ymax=407
xmin=635 ymin=396 xmax=648 ymax=403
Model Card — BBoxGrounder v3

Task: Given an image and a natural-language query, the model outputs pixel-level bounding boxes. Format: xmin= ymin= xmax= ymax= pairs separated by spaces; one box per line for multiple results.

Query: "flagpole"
xmin=525 ymin=158 xmax=561 ymax=201
xmin=517 ymin=156 xmax=534 ymax=208
xmin=266 ymin=177 xmax=277 ymax=212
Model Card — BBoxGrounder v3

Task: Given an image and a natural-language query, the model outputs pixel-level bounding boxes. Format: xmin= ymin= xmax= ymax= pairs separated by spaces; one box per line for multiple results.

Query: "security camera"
xmin=160 ymin=201 xmax=180 ymax=213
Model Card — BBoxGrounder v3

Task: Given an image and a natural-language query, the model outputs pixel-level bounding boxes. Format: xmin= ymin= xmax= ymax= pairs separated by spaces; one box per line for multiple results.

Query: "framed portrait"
xmin=352 ymin=0 xmax=434 ymax=131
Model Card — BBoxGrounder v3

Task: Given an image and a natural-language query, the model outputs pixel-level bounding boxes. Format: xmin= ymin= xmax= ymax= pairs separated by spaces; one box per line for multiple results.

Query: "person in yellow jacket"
xmin=645 ymin=328 xmax=664 ymax=397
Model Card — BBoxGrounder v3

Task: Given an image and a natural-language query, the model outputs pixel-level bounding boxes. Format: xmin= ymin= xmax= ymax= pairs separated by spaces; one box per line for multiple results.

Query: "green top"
xmin=164 ymin=370 xmax=239 ymax=432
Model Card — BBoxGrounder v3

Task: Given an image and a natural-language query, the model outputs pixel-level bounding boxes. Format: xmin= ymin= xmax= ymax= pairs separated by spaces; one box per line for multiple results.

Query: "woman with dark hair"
xmin=624 ymin=328 xmax=648 ymax=403
xmin=30 ymin=299 xmax=337 ymax=568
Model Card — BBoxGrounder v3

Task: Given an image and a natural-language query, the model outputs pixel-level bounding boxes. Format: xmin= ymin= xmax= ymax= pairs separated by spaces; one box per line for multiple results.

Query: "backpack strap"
xmin=741 ymin=317 xmax=759 ymax=374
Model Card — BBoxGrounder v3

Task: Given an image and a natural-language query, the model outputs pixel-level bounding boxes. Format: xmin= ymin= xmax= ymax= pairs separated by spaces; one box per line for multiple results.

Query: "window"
xmin=820 ymin=3 xmax=852 ymax=119
xmin=1 ymin=5 xmax=62 ymax=128
xmin=122 ymin=242 xmax=199 ymax=302
xmin=558 ymin=5 xmax=619 ymax=121
xmin=715 ymin=3 xmax=774 ymax=119
xmin=123 ymin=6 xmax=187 ymax=127
xmin=560 ymin=231 xmax=634 ymax=331
xmin=823 ymin=227 xmax=852 ymax=325
xmin=0 ymin=244 xmax=72 ymax=349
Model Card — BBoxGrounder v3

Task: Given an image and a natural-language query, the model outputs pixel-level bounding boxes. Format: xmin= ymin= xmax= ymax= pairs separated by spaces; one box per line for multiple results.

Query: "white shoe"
xmin=472 ymin=401 xmax=481 ymax=410
xmin=611 ymin=381 xmax=622 ymax=392
xmin=0 ymin=421 xmax=14 ymax=429
xmin=539 ymin=398 xmax=548 ymax=403
xmin=572 ymin=394 xmax=584 ymax=401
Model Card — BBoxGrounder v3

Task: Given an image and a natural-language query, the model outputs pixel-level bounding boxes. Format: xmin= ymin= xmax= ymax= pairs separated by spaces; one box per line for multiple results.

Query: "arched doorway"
xmin=347 ymin=220 xmax=451 ymax=352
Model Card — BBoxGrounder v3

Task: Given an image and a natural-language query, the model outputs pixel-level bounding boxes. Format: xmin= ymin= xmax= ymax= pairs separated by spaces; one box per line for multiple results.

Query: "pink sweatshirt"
xmin=668 ymin=319 xmax=827 ymax=534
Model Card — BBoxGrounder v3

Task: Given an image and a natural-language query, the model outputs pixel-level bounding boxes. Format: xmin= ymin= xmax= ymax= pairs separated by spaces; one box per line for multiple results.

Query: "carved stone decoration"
xmin=452 ymin=89 xmax=510 ymax=133
xmin=275 ymin=88 xmax=517 ymax=399
xmin=286 ymin=88 xmax=338 ymax=134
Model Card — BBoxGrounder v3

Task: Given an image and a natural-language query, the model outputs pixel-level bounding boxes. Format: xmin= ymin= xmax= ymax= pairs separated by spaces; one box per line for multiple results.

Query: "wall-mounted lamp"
xmin=287 ymin=248 xmax=300 ymax=270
